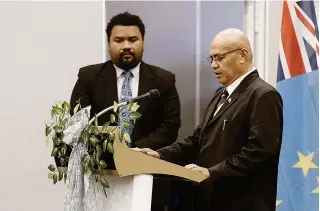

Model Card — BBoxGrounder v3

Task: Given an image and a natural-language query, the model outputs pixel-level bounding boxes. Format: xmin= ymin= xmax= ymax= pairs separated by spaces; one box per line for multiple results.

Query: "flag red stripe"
xmin=281 ymin=0 xmax=306 ymax=77
xmin=295 ymin=6 xmax=316 ymax=36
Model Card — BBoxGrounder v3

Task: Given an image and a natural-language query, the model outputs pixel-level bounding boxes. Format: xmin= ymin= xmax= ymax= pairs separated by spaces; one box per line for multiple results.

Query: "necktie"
xmin=119 ymin=71 xmax=134 ymax=147
xmin=214 ymin=88 xmax=229 ymax=116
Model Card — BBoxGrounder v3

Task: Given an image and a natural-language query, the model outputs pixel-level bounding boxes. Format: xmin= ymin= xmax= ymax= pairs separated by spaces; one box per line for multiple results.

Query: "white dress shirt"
xmin=214 ymin=67 xmax=256 ymax=116
xmin=114 ymin=63 xmax=140 ymax=100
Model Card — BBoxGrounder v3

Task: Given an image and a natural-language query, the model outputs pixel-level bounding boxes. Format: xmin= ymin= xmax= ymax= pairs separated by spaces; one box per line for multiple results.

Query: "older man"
xmin=135 ymin=28 xmax=283 ymax=211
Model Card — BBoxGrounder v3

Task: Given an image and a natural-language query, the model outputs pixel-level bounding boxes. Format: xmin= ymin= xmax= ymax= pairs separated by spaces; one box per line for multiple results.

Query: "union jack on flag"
xmin=276 ymin=0 xmax=319 ymax=210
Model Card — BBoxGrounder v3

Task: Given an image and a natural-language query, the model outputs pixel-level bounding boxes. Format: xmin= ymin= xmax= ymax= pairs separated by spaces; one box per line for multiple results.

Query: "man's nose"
xmin=211 ymin=61 xmax=219 ymax=69
xmin=122 ymin=40 xmax=132 ymax=51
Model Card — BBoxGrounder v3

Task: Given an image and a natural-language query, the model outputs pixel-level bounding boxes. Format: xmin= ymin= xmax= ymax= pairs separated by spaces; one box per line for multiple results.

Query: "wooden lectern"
xmin=60 ymin=126 xmax=207 ymax=210
xmin=92 ymin=127 xmax=207 ymax=211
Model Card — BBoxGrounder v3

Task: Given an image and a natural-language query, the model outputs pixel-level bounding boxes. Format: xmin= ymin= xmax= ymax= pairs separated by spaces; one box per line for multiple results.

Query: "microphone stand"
xmin=88 ymin=101 xmax=127 ymax=125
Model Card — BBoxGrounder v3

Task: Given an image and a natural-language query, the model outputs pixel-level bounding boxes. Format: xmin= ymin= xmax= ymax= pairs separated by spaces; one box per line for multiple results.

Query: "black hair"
xmin=106 ymin=12 xmax=145 ymax=42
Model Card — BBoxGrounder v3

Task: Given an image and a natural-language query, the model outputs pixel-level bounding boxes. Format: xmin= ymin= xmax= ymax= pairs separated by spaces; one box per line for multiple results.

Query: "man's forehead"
xmin=111 ymin=25 xmax=141 ymax=37
xmin=210 ymin=40 xmax=230 ymax=55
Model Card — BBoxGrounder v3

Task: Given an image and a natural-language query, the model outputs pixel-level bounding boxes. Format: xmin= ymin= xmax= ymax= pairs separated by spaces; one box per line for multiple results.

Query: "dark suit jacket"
xmin=158 ymin=70 xmax=283 ymax=211
xmin=60 ymin=60 xmax=181 ymax=168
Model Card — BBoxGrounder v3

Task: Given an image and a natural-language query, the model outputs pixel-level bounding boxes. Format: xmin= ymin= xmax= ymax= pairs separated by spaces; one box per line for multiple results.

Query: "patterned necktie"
xmin=214 ymin=88 xmax=229 ymax=116
xmin=119 ymin=70 xmax=134 ymax=147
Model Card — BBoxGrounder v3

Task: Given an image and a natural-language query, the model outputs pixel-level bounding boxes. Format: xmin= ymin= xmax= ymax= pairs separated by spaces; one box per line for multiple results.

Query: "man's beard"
xmin=117 ymin=52 xmax=140 ymax=70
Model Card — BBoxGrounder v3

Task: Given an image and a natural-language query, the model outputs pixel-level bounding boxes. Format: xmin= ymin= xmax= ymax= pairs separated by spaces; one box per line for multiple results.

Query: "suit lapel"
xmin=207 ymin=92 xmax=240 ymax=125
xmin=97 ymin=61 xmax=118 ymax=108
xmin=206 ymin=70 xmax=259 ymax=126
xmin=202 ymin=91 xmax=223 ymax=128
xmin=137 ymin=61 xmax=155 ymax=114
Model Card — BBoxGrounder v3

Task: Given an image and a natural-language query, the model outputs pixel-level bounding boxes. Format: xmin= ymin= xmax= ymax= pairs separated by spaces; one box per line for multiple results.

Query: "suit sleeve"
xmin=208 ymin=90 xmax=283 ymax=181
xmin=70 ymin=68 xmax=92 ymax=114
xmin=134 ymin=75 xmax=182 ymax=149
xmin=156 ymin=125 xmax=201 ymax=165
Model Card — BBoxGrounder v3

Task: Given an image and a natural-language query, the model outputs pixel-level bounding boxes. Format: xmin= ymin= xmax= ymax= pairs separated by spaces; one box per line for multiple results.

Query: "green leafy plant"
xmin=45 ymin=100 xmax=141 ymax=196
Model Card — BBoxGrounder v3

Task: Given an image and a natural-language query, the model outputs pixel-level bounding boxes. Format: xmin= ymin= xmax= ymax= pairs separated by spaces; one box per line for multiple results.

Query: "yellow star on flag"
xmin=276 ymin=200 xmax=283 ymax=206
xmin=292 ymin=152 xmax=318 ymax=177
xmin=312 ymin=177 xmax=319 ymax=194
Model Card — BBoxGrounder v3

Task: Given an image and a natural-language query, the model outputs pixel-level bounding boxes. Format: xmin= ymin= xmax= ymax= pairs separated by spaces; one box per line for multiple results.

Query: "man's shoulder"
xmin=78 ymin=62 xmax=107 ymax=78
xmin=250 ymin=77 xmax=281 ymax=98
xmin=143 ymin=62 xmax=175 ymax=80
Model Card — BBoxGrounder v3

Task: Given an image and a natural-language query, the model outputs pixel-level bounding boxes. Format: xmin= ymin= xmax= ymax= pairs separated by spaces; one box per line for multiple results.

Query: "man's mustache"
xmin=120 ymin=51 xmax=135 ymax=57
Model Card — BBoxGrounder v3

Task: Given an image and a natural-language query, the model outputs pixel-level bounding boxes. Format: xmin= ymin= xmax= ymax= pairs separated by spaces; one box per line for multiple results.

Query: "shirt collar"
xmin=114 ymin=62 xmax=141 ymax=79
xmin=226 ymin=67 xmax=256 ymax=96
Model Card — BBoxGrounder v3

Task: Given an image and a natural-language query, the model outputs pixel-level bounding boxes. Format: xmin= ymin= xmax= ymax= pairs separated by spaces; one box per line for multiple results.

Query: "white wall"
xmin=0 ymin=2 xmax=103 ymax=210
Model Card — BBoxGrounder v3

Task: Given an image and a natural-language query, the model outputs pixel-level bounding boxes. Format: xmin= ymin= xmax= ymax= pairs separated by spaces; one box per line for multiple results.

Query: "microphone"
xmin=130 ymin=89 xmax=160 ymax=103
xmin=88 ymin=89 xmax=160 ymax=125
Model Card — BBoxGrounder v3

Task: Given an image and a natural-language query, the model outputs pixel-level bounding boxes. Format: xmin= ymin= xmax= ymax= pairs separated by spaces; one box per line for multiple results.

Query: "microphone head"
xmin=149 ymin=89 xmax=160 ymax=98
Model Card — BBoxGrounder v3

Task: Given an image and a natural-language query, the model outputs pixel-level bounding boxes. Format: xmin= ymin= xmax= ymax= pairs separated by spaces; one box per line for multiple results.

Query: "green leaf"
xmin=113 ymin=101 xmax=118 ymax=113
xmin=96 ymin=145 xmax=102 ymax=154
xmin=90 ymin=157 xmax=95 ymax=169
xmin=99 ymin=160 xmax=107 ymax=169
xmin=92 ymin=152 xmax=96 ymax=164
xmin=90 ymin=136 xmax=99 ymax=146
xmin=62 ymin=101 xmax=70 ymax=111
xmin=60 ymin=157 xmax=65 ymax=165
xmin=87 ymin=124 xmax=93 ymax=134
xmin=51 ymin=107 xmax=56 ymax=117
xmin=56 ymin=101 xmax=63 ymax=108
xmin=59 ymin=118 xmax=66 ymax=129
xmin=102 ymin=121 xmax=110 ymax=133
xmin=59 ymin=171 xmax=63 ymax=181
xmin=96 ymin=148 xmax=102 ymax=160
xmin=46 ymin=136 xmax=50 ymax=146
xmin=53 ymin=174 xmax=58 ymax=184
xmin=110 ymin=114 xmax=116 ymax=123
xmin=61 ymin=145 xmax=67 ymax=155
xmin=81 ymin=131 xmax=89 ymax=143
xmin=45 ymin=125 xmax=51 ymax=136
xmin=100 ymin=178 xmax=110 ymax=188
xmin=103 ymin=140 xmax=108 ymax=152
xmin=107 ymin=142 xmax=114 ymax=154
xmin=73 ymin=104 xmax=80 ymax=114
xmin=95 ymin=153 xmax=100 ymax=166
xmin=48 ymin=173 xmax=54 ymax=179
xmin=129 ymin=111 xmax=142 ymax=120
xmin=123 ymin=133 xmax=131 ymax=143
xmin=83 ymin=163 xmax=88 ymax=173
xmin=48 ymin=164 xmax=55 ymax=172
xmin=128 ymin=100 xmax=133 ymax=110
xmin=108 ymin=133 xmax=115 ymax=141
xmin=82 ymin=154 xmax=90 ymax=164
xmin=94 ymin=116 xmax=98 ymax=126
xmin=51 ymin=147 xmax=58 ymax=157
xmin=92 ymin=126 xmax=99 ymax=135
xmin=54 ymin=107 xmax=64 ymax=116
xmin=57 ymin=150 xmax=62 ymax=159
xmin=130 ymin=103 xmax=140 ymax=112
xmin=53 ymin=125 xmax=62 ymax=132
xmin=123 ymin=121 xmax=133 ymax=130
xmin=84 ymin=109 xmax=89 ymax=119
xmin=53 ymin=136 xmax=61 ymax=145
xmin=63 ymin=173 xmax=67 ymax=184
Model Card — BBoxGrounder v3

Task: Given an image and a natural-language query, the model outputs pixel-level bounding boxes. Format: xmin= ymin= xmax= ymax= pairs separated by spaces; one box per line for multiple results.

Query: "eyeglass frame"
xmin=207 ymin=48 xmax=244 ymax=64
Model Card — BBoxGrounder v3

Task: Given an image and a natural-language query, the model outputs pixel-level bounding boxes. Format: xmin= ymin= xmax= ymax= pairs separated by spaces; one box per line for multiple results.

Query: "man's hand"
xmin=185 ymin=164 xmax=210 ymax=177
xmin=132 ymin=148 xmax=161 ymax=159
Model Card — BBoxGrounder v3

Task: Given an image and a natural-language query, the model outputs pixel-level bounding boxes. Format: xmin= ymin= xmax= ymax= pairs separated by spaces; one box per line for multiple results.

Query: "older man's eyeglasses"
xmin=207 ymin=48 xmax=242 ymax=64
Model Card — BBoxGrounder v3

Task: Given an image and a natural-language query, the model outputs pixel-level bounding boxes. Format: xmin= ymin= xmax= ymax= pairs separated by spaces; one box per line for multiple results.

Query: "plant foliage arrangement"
xmin=45 ymin=100 xmax=141 ymax=196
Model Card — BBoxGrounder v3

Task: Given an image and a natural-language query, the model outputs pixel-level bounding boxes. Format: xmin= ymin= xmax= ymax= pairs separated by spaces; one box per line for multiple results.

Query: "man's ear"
xmin=239 ymin=49 xmax=248 ymax=64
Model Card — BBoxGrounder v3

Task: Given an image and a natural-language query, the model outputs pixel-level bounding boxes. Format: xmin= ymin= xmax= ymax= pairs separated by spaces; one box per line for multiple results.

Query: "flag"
xmin=276 ymin=0 xmax=319 ymax=210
